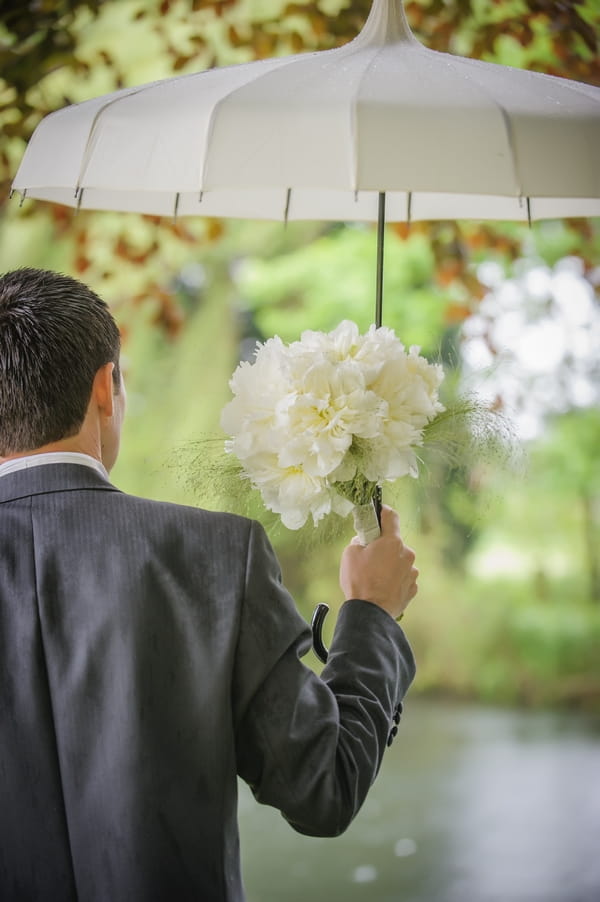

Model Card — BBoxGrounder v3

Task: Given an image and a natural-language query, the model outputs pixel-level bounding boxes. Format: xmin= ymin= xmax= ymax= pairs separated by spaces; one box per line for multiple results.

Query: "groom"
xmin=0 ymin=267 xmax=418 ymax=902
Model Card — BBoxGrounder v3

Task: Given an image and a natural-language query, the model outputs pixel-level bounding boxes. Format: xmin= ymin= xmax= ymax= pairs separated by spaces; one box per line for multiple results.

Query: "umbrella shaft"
xmin=375 ymin=195 xmax=386 ymax=522
xmin=375 ymin=192 xmax=385 ymax=328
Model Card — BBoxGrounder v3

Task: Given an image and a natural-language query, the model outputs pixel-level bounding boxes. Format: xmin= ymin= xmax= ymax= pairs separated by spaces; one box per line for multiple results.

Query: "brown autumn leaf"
xmin=205 ymin=219 xmax=225 ymax=242
xmin=436 ymin=260 xmax=465 ymax=288
xmin=74 ymin=254 xmax=91 ymax=273
xmin=390 ymin=222 xmax=412 ymax=241
xmin=251 ymin=28 xmax=278 ymax=58
xmin=152 ymin=287 xmax=185 ymax=338
xmin=444 ymin=302 xmax=472 ymax=325
xmin=289 ymin=32 xmax=305 ymax=53
xmin=173 ymin=53 xmax=194 ymax=71
xmin=228 ymin=25 xmax=244 ymax=48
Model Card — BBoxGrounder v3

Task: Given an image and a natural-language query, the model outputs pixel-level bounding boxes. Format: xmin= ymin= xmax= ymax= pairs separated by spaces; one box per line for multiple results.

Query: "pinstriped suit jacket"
xmin=0 ymin=463 xmax=415 ymax=902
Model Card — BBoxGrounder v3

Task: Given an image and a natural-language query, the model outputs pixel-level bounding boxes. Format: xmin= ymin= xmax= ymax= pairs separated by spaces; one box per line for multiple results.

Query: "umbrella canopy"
xmin=12 ymin=0 xmax=600 ymax=224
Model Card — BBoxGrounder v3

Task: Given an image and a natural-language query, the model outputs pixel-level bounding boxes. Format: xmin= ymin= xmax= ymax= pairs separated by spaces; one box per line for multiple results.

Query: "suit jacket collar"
xmin=0 ymin=462 xmax=121 ymax=504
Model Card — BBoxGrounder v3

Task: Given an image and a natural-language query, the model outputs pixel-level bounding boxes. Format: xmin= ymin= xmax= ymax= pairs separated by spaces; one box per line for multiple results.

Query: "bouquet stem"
xmin=352 ymin=500 xmax=381 ymax=545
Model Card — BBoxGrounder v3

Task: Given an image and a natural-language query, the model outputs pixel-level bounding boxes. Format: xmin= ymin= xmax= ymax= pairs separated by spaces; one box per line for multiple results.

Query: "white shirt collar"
xmin=0 ymin=451 xmax=109 ymax=480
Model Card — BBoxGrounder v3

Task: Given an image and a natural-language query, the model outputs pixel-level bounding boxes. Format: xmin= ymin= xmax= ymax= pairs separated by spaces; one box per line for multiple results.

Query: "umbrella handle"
xmin=311 ymin=603 xmax=330 ymax=664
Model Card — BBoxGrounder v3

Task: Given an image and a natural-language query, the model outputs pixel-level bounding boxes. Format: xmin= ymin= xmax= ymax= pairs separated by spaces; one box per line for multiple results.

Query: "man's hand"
xmin=339 ymin=506 xmax=418 ymax=621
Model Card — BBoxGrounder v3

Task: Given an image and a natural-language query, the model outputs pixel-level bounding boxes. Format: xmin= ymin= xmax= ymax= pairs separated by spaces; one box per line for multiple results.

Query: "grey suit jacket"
xmin=0 ymin=463 xmax=415 ymax=901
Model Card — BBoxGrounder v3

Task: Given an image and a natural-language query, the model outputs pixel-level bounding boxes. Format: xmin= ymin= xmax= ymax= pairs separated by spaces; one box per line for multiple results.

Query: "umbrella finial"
xmin=355 ymin=0 xmax=417 ymax=47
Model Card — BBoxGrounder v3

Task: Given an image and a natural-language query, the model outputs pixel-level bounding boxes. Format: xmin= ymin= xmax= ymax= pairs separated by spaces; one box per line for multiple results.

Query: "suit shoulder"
xmin=112 ymin=491 xmax=254 ymax=536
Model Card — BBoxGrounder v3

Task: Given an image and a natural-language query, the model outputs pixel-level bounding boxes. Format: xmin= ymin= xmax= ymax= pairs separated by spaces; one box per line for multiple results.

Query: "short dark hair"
xmin=0 ymin=268 xmax=121 ymax=455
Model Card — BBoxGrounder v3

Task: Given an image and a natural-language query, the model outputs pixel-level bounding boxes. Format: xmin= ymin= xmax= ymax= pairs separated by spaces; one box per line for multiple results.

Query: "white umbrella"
xmin=12 ymin=0 xmax=600 ymax=224
xmin=11 ymin=0 xmax=600 ymax=320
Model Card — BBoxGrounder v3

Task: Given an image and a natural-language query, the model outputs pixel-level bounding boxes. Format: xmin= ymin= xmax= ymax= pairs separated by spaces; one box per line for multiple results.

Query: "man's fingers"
xmin=379 ymin=504 xmax=401 ymax=537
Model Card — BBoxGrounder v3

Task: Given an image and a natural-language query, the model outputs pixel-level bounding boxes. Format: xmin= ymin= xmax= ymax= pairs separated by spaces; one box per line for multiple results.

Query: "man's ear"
xmin=91 ymin=362 xmax=115 ymax=418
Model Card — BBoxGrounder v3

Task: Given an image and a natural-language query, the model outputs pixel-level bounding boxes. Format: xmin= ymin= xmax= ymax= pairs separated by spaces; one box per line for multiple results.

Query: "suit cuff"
xmin=338 ymin=598 xmax=416 ymax=679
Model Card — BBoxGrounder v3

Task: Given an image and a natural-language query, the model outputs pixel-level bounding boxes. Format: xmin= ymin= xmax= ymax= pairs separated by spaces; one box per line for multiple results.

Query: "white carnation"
xmin=221 ymin=320 xmax=444 ymax=529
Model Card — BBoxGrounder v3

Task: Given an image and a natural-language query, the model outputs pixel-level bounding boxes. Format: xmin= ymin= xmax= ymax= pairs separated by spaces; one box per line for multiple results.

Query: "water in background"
xmin=238 ymin=699 xmax=600 ymax=902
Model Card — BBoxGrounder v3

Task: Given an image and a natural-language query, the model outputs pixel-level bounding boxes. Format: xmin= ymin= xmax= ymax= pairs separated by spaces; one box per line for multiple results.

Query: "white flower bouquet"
xmin=220 ymin=320 xmax=445 ymax=542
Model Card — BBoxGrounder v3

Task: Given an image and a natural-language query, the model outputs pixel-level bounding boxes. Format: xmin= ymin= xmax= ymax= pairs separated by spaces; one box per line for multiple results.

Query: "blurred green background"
xmin=2 ymin=0 xmax=598 ymax=712
xmin=2 ymin=2 xmax=600 ymax=898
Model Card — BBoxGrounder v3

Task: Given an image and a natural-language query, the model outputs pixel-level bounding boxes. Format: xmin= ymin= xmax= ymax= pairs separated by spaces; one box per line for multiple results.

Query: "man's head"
xmin=0 ymin=267 xmax=122 ymax=464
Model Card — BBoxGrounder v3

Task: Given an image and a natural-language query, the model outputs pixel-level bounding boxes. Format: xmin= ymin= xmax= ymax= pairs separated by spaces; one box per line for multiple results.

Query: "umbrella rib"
xmin=73 ymin=86 xmax=153 ymax=194
xmin=349 ymin=43 xmax=389 ymax=194
xmin=437 ymin=53 xmax=526 ymax=201
xmin=196 ymin=53 xmax=338 ymax=196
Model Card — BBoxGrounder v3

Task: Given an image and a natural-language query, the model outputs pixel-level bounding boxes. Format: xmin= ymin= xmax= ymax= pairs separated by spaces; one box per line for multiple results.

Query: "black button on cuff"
xmin=387 ymin=724 xmax=399 ymax=747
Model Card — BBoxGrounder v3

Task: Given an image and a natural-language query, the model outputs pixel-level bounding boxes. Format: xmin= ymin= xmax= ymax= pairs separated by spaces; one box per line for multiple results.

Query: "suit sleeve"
xmin=233 ymin=521 xmax=416 ymax=837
